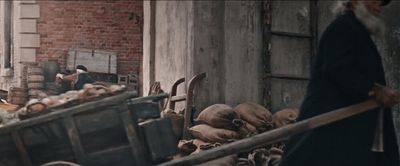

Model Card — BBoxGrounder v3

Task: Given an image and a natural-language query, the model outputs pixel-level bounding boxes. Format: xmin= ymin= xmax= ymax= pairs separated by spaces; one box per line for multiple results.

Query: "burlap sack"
xmin=177 ymin=140 xmax=197 ymax=155
xmin=272 ymin=108 xmax=299 ymax=128
xmin=234 ymin=102 xmax=273 ymax=132
xmin=196 ymin=104 xmax=243 ymax=131
xmin=237 ymin=122 xmax=258 ymax=137
xmin=189 ymin=124 xmax=242 ymax=143
xmin=191 ymin=139 xmax=221 ymax=154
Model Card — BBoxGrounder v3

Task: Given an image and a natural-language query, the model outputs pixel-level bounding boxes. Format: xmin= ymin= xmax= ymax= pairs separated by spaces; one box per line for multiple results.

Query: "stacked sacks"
xmin=234 ymin=102 xmax=273 ymax=132
xmin=272 ymin=108 xmax=299 ymax=128
xmin=191 ymin=104 xmax=250 ymax=143
xmin=15 ymin=83 xmax=127 ymax=119
xmin=176 ymin=104 xmax=256 ymax=165
xmin=190 ymin=124 xmax=242 ymax=143
xmin=195 ymin=104 xmax=244 ymax=131
xmin=174 ymin=103 xmax=299 ymax=166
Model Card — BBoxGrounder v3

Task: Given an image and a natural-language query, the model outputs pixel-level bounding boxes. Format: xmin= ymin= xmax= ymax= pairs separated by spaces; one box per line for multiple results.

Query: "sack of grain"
xmin=237 ymin=121 xmax=258 ymax=137
xmin=196 ymin=104 xmax=244 ymax=131
xmin=272 ymin=108 xmax=299 ymax=128
xmin=189 ymin=124 xmax=242 ymax=143
xmin=234 ymin=102 xmax=273 ymax=132
xmin=191 ymin=139 xmax=222 ymax=155
xmin=177 ymin=140 xmax=197 ymax=156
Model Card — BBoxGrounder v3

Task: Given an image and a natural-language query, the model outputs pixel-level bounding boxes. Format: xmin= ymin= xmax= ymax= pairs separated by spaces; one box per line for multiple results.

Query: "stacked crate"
xmin=25 ymin=63 xmax=45 ymax=99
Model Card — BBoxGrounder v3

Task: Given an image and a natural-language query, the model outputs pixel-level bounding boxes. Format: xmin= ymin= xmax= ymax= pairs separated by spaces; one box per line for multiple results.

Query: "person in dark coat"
xmin=56 ymin=65 xmax=94 ymax=90
xmin=279 ymin=0 xmax=399 ymax=166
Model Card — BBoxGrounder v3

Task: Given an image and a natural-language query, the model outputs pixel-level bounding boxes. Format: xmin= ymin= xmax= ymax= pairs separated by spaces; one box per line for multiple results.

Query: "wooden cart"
xmin=0 ymin=91 xmax=171 ymax=166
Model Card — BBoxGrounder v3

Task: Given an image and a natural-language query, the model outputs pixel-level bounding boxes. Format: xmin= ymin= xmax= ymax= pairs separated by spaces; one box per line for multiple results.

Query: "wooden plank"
xmin=79 ymin=125 xmax=128 ymax=154
xmin=20 ymin=126 xmax=50 ymax=146
xmin=310 ymin=0 xmax=318 ymax=56
xmin=0 ymin=134 xmax=25 ymax=166
xmin=11 ymin=131 xmax=32 ymax=166
xmin=0 ymin=91 xmax=137 ymax=135
xmin=120 ymin=110 xmax=150 ymax=166
xmin=264 ymin=0 xmax=273 ymax=109
xmin=270 ymin=35 xmax=311 ymax=77
xmin=139 ymin=118 xmax=178 ymax=161
xmin=317 ymin=1 xmax=336 ymax=40
xmin=74 ymin=108 xmax=121 ymax=134
xmin=127 ymin=102 xmax=161 ymax=120
xmin=158 ymin=100 xmax=381 ymax=166
xmin=64 ymin=116 xmax=86 ymax=164
xmin=150 ymin=0 xmax=156 ymax=86
xmin=86 ymin=145 xmax=134 ymax=166
xmin=0 ymin=134 xmax=17 ymax=153
xmin=270 ymin=78 xmax=308 ymax=112
xmin=271 ymin=0 xmax=311 ymax=35
xmin=20 ymin=121 xmax=67 ymax=146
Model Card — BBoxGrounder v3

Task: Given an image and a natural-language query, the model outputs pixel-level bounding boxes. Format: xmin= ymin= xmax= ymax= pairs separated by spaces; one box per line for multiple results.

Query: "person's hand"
xmin=368 ymin=84 xmax=400 ymax=108
xmin=56 ymin=73 xmax=64 ymax=79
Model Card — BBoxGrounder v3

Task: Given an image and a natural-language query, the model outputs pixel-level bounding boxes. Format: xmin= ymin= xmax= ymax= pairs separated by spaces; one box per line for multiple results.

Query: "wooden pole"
xmin=159 ymin=99 xmax=381 ymax=166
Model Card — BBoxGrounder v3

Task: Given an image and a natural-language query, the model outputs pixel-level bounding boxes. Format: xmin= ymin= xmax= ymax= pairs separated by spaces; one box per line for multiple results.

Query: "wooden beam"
xmin=120 ymin=109 xmax=151 ymax=166
xmin=64 ymin=116 xmax=86 ymax=164
xmin=159 ymin=100 xmax=380 ymax=166
xmin=149 ymin=0 xmax=156 ymax=85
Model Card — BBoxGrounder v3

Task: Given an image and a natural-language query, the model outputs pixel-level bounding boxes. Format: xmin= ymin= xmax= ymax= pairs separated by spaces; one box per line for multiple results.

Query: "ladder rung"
xmin=171 ymin=95 xmax=186 ymax=102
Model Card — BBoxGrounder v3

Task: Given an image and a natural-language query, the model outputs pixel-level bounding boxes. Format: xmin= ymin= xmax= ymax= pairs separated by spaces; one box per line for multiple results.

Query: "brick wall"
xmin=37 ymin=0 xmax=143 ymax=75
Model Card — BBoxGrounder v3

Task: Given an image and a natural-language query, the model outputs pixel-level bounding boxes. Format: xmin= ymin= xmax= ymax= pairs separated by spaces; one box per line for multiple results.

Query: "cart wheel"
xmin=41 ymin=161 xmax=81 ymax=166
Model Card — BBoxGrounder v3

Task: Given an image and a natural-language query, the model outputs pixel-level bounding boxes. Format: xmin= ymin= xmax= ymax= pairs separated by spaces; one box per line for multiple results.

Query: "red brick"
xmin=37 ymin=0 xmax=143 ymax=75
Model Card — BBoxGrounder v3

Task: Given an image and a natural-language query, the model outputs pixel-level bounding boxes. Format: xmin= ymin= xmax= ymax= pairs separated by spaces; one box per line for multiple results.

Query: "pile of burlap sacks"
xmin=166 ymin=102 xmax=299 ymax=166
xmin=0 ymin=83 xmax=127 ymax=127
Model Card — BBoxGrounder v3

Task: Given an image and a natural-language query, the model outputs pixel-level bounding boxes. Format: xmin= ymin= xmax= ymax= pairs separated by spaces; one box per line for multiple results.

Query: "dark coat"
xmin=280 ymin=11 xmax=399 ymax=166
xmin=74 ymin=73 xmax=94 ymax=90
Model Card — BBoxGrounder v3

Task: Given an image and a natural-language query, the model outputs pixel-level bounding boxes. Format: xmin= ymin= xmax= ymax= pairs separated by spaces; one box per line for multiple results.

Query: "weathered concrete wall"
xmin=143 ymin=1 xmax=263 ymax=112
xmin=188 ymin=1 xmax=225 ymax=112
xmin=223 ymin=1 xmax=263 ymax=106
xmin=143 ymin=1 xmax=193 ymax=97
xmin=190 ymin=1 xmax=263 ymax=112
